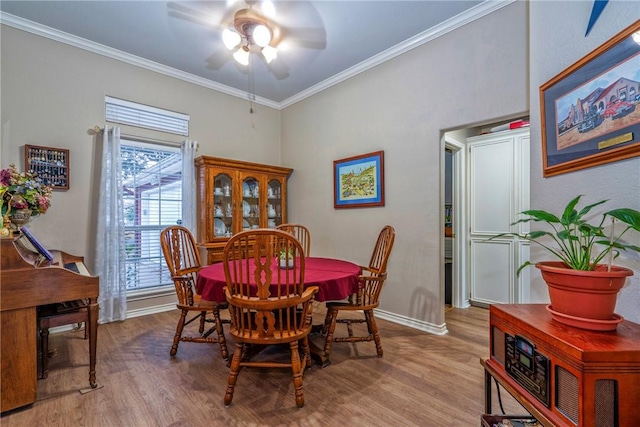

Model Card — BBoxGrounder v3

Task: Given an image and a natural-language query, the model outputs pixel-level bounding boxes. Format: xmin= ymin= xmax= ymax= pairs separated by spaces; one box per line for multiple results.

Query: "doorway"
xmin=443 ymin=135 xmax=467 ymax=310
xmin=442 ymin=122 xmax=530 ymax=314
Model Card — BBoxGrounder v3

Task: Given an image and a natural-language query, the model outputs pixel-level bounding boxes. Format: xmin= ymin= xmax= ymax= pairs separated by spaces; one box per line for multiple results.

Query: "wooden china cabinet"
xmin=195 ymin=156 xmax=293 ymax=264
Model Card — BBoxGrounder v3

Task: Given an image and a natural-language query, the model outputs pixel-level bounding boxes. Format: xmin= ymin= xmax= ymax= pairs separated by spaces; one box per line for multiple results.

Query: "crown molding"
xmin=279 ymin=0 xmax=515 ymax=108
xmin=1 ymin=1 xmax=513 ymax=111
xmin=0 ymin=12 xmax=279 ymax=110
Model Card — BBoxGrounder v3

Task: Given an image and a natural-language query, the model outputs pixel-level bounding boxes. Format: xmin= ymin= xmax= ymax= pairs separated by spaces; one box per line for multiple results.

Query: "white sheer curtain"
xmin=181 ymin=140 xmax=198 ymax=233
xmin=96 ymin=126 xmax=127 ymax=323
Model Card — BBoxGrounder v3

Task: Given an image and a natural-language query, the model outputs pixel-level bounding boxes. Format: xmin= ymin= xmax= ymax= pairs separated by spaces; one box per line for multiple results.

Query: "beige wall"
xmin=0 ymin=26 xmax=281 ymax=270
xmin=2 ymin=0 xmax=638 ymax=328
xmin=281 ymin=2 xmax=529 ymax=330
xmin=529 ymin=2 xmax=640 ymax=323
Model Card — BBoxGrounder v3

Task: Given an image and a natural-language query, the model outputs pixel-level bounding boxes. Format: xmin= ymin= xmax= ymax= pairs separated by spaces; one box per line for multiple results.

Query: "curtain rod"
xmin=91 ymin=125 xmax=183 ymax=148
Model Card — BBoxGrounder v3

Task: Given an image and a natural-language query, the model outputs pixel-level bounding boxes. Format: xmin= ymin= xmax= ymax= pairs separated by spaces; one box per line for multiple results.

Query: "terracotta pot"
xmin=536 ymin=261 xmax=633 ymax=323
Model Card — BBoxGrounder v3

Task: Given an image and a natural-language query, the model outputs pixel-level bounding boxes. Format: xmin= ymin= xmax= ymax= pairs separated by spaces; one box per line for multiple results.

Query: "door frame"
xmin=443 ymin=135 xmax=469 ymax=309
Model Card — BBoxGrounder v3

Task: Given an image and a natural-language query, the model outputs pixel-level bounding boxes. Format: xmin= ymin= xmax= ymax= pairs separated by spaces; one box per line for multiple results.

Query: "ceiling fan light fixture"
xmin=222 ymin=28 xmax=241 ymax=50
xmin=233 ymin=48 xmax=250 ymax=66
xmin=252 ymin=24 xmax=271 ymax=47
xmin=261 ymin=45 xmax=277 ymax=63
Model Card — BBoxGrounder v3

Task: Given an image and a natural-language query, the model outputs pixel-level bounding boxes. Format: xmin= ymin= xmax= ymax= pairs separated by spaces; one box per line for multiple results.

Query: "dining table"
xmin=196 ymin=256 xmax=362 ymax=366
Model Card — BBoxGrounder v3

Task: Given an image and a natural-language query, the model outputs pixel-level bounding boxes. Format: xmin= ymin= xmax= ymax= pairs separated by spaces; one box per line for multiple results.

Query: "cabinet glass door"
xmin=242 ymin=177 xmax=260 ymax=231
xmin=213 ymin=173 xmax=233 ymax=238
xmin=267 ymin=179 xmax=283 ymax=228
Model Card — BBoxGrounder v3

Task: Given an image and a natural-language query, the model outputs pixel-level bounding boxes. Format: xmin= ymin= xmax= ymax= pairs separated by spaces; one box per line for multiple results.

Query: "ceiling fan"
xmin=167 ymin=0 xmax=326 ymax=80
xmin=221 ymin=0 xmax=280 ymax=66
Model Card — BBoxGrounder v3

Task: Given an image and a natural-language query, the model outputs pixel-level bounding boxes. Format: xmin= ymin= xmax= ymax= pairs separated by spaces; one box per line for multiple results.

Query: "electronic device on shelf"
xmin=487 ymin=304 xmax=640 ymax=427
xmin=504 ymin=334 xmax=550 ymax=407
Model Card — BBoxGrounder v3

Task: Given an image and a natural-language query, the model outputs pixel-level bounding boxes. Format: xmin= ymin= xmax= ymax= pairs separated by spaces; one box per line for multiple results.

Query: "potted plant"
xmin=1 ymin=164 xmax=52 ymax=236
xmin=494 ymin=195 xmax=640 ymax=330
xmin=278 ymin=248 xmax=295 ymax=269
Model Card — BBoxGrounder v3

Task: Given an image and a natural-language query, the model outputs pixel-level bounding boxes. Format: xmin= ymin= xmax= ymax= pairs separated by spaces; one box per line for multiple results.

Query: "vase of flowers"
xmin=0 ymin=164 xmax=52 ymax=232
xmin=279 ymin=248 xmax=295 ymax=269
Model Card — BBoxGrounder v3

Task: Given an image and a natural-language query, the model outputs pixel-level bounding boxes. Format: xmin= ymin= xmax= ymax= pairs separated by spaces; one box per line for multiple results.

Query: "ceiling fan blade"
xmin=168 ymin=9 xmax=217 ymax=28
xmin=205 ymin=47 xmax=233 ymax=71
xmin=267 ymin=57 xmax=290 ymax=80
xmin=167 ymin=1 xmax=233 ymax=30
xmin=281 ymin=26 xmax=327 ymax=50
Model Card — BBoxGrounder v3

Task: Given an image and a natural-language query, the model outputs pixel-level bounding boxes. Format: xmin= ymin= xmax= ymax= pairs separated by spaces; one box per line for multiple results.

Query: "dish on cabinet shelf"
xmin=243 ymin=182 xmax=252 ymax=197
xmin=214 ymin=218 xmax=225 ymax=237
xmin=214 ymin=187 xmax=222 ymax=196
xmin=243 ymin=200 xmax=250 ymax=216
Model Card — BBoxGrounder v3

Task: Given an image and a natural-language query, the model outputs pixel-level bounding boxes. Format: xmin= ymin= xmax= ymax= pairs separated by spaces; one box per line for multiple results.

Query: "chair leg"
xmin=212 ymin=307 xmax=229 ymax=360
xmin=40 ymin=327 xmax=50 ymax=379
xmin=290 ymin=340 xmax=305 ymax=408
xmin=170 ymin=309 xmax=188 ymax=356
xmin=198 ymin=311 xmax=206 ymax=333
xmin=300 ymin=335 xmax=311 ymax=369
xmin=323 ymin=307 xmax=338 ymax=358
xmin=224 ymin=343 xmax=244 ymax=407
xmin=365 ymin=309 xmax=383 ymax=357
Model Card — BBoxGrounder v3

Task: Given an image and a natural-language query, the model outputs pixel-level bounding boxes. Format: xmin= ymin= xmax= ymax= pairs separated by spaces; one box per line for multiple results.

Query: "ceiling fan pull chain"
xmin=249 ymin=55 xmax=256 ymax=114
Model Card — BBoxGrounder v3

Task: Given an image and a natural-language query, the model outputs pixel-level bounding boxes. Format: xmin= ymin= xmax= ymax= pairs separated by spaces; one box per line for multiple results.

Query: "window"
xmin=121 ymin=139 xmax=182 ymax=292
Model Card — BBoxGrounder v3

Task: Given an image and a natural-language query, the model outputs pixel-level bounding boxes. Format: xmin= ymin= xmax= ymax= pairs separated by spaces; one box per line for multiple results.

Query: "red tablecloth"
xmin=196 ymin=257 xmax=361 ymax=303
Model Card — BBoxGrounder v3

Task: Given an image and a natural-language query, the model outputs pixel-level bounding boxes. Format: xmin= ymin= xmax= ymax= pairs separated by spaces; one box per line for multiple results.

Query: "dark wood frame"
xmin=540 ymin=19 xmax=640 ymax=177
xmin=24 ymin=144 xmax=70 ymax=190
xmin=333 ymin=150 xmax=384 ymax=209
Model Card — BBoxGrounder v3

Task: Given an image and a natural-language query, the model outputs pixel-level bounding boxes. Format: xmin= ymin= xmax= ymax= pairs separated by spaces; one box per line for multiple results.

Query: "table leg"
xmin=307 ymin=327 xmax=332 ymax=368
xmin=484 ymin=367 xmax=492 ymax=414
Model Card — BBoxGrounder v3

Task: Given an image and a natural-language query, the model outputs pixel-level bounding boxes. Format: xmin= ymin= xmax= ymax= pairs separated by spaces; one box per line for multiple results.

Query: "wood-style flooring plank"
xmin=1 ymin=306 xmax=526 ymax=426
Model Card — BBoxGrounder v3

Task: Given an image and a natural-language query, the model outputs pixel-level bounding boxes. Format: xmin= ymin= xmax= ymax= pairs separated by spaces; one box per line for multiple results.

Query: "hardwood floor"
xmin=1 ymin=306 xmax=526 ymax=426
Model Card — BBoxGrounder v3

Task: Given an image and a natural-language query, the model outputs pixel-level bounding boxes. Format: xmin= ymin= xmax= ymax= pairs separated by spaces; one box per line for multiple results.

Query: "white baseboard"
xmin=48 ymin=298 xmax=448 ymax=337
xmin=374 ymin=308 xmax=449 ymax=335
xmin=125 ymin=302 xmax=176 ymax=319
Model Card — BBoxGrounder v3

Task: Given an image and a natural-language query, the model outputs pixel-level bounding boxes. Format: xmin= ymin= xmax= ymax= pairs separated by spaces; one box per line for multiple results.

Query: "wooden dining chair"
xmin=160 ymin=225 xmax=229 ymax=360
xmin=322 ymin=225 xmax=395 ymax=358
xmin=222 ymin=229 xmax=318 ymax=408
xmin=276 ymin=223 xmax=311 ymax=257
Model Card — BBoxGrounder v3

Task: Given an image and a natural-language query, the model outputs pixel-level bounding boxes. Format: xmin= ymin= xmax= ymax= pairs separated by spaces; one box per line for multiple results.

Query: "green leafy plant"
xmin=493 ymin=195 xmax=640 ymax=273
xmin=279 ymin=248 xmax=294 ymax=260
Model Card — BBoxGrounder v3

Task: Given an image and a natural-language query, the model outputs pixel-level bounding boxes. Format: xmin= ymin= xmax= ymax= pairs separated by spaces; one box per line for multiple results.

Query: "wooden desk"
xmin=483 ymin=304 xmax=640 ymax=427
xmin=0 ymin=238 xmax=99 ymax=413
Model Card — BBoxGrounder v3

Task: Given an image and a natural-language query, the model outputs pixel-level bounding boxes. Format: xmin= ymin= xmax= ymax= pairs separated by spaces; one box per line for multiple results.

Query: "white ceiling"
xmin=0 ymin=1 xmax=507 ymax=108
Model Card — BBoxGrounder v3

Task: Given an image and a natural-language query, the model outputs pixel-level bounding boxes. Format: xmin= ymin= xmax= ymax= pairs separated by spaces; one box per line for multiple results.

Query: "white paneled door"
xmin=467 ymin=128 xmax=530 ymax=306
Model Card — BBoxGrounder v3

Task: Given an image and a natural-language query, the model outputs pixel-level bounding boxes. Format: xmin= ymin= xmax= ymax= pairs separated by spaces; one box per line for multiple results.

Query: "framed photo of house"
xmin=540 ymin=20 xmax=640 ymax=177
xmin=333 ymin=150 xmax=384 ymax=208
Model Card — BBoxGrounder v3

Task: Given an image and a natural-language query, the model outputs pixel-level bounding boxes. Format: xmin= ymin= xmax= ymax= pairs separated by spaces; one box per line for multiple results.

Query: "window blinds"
xmin=105 ymin=96 xmax=189 ymax=136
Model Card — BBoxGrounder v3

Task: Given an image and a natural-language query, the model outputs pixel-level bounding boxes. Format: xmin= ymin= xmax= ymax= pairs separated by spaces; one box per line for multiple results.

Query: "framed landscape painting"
xmin=540 ymin=20 xmax=640 ymax=177
xmin=334 ymin=150 xmax=384 ymax=209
